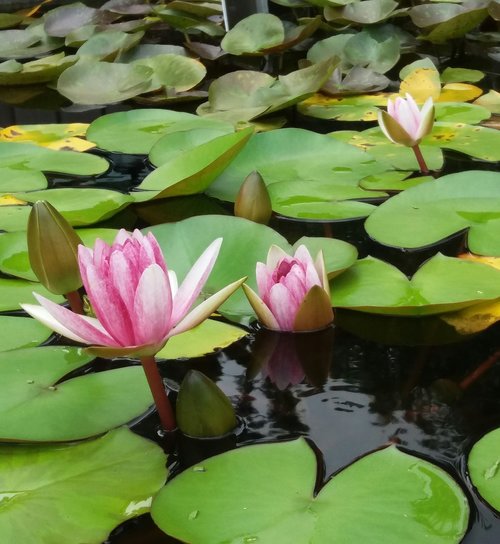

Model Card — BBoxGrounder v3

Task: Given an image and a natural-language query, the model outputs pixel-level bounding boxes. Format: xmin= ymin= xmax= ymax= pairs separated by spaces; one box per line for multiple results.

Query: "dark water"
xmin=1 ymin=92 xmax=499 ymax=543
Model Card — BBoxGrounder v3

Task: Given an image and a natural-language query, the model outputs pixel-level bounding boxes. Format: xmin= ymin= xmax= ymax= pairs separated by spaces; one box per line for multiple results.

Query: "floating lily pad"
xmin=147 ymin=215 xmax=357 ymax=321
xmin=44 ymin=2 xmax=101 ymax=37
xmin=135 ymin=128 xmax=253 ymax=200
xmin=154 ymin=6 xmax=224 ymax=37
xmin=101 ymin=0 xmax=153 ymax=15
xmin=325 ymin=0 xmax=401 ymax=24
xmin=0 ymin=22 xmax=63 ymax=60
xmin=0 ymin=13 xmax=23 ymax=30
xmin=474 ymin=90 xmax=500 ymax=114
xmin=441 ymin=67 xmax=485 ymax=84
xmin=0 ymin=123 xmax=94 ymax=152
xmin=330 ymin=253 xmax=500 ymax=316
xmin=120 ymin=44 xmax=189 ymax=62
xmin=360 ymin=171 xmax=433 ymax=191
xmin=207 ymin=128 xmax=389 ymax=202
xmin=468 ymin=428 xmax=500 ymax=512
xmin=152 ymin=439 xmax=468 ymax=543
xmin=157 ymin=319 xmax=248 ymax=360
xmin=434 ymin=102 xmax=491 ymax=124
xmin=0 ymin=427 xmax=166 ymax=543
xmin=0 ymin=228 xmax=118 ymax=281
xmin=0 ymin=168 xmax=47 ymax=193
xmin=0 ymin=142 xmax=108 ymax=176
xmin=0 ymin=346 xmax=154 ymax=441
xmin=0 ymin=278 xmax=63 ymax=312
xmin=86 ymin=109 xmax=233 ymax=154
xmin=365 ymin=171 xmax=500 ymax=255
xmin=0 ymin=53 xmax=77 ymax=85
xmin=77 ymin=30 xmax=144 ymax=61
xmin=57 ymin=60 xmax=153 ymax=105
xmin=298 ymin=92 xmax=388 ymax=122
xmin=0 ymin=316 xmax=51 ymax=351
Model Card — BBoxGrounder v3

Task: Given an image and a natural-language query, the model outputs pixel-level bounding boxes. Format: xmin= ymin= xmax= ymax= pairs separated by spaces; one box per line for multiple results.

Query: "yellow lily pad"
xmin=439 ymin=83 xmax=483 ymax=103
xmin=473 ymin=90 xmax=500 ymax=114
xmin=458 ymin=253 xmax=500 ymax=270
xmin=400 ymin=67 xmax=441 ymax=102
xmin=0 ymin=123 xmax=95 ymax=151
xmin=441 ymin=299 xmax=500 ymax=334
xmin=0 ymin=195 xmax=27 ymax=206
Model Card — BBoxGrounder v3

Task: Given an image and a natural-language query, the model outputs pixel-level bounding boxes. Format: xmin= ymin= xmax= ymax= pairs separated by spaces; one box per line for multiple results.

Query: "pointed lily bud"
xmin=176 ymin=370 xmax=237 ymax=438
xmin=234 ymin=171 xmax=272 ymax=225
xmin=378 ymin=93 xmax=434 ymax=147
xmin=27 ymin=201 xmax=83 ymax=295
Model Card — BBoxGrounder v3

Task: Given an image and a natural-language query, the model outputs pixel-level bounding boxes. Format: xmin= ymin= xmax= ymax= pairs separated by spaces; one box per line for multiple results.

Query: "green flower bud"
xmin=234 ymin=171 xmax=272 ymax=225
xmin=176 ymin=370 xmax=237 ymax=438
xmin=27 ymin=201 xmax=83 ymax=295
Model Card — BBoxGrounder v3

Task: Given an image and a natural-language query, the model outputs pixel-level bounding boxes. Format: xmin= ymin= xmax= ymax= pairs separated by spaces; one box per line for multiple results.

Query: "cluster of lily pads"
xmin=0 ymin=1 xmax=499 ymax=543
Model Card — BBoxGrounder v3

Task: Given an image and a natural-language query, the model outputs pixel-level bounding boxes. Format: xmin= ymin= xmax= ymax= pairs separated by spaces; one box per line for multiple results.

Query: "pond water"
xmin=1 ymin=79 xmax=499 ymax=543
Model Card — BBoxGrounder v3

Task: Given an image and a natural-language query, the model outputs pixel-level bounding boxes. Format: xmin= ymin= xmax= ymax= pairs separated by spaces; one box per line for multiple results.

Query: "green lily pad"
xmin=0 ymin=141 xmax=108 ymax=176
xmin=325 ymin=0 xmax=400 ymax=24
xmin=0 ymin=168 xmax=47 ymax=193
xmin=0 ymin=316 xmax=51 ymax=351
xmin=101 ymin=0 xmax=154 ymax=15
xmin=134 ymin=128 xmax=253 ymax=200
xmin=0 ymin=346 xmax=154 ymax=441
xmin=77 ymin=30 xmax=144 ymax=61
xmin=86 ymin=108 xmax=233 ymax=154
xmin=0 ymin=278 xmax=63 ymax=312
xmin=0 ymin=427 xmax=166 ymax=543
xmin=44 ymin=2 xmax=101 ymax=37
xmin=120 ymin=43 xmax=189 ymax=62
xmin=57 ymin=60 xmax=153 ymax=105
xmin=360 ymin=171 xmax=433 ymax=191
xmin=221 ymin=13 xmax=284 ymax=55
xmin=154 ymin=7 xmax=224 ymax=37
xmin=152 ymin=439 xmax=468 ymax=544
xmin=157 ymin=318 xmax=248 ymax=360
xmin=0 ymin=53 xmax=77 ymax=85
xmin=468 ymin=428 xmax=500 ymax=512
xmin=440 ymin=67 xmax=485 ymax=84
xmin=423 ymin=122 xmax=500 ymax=161
xmin=207 ymin=128 xmax=389 ymax=202
xmin=134 ymin=54 xmax=206 ymax=92
xmin=434 ymin=103 xmax=491 ymax=124
xmin=0 ymin=228 xmax=118 ymax=281
xmin=0 ymin=22 xmax=63 ymax=60
xmin=274 ymin=198 xmax=378 ymax=221
xmin=365 ymin=171 xmax=500 ymax=256
xmin=147 ymin=215 xmax=357 ymax=322
xmin=330 ymin=253 xmax=500 ymax=316
xmin=0 ymin=13 xmax=23 ymax=30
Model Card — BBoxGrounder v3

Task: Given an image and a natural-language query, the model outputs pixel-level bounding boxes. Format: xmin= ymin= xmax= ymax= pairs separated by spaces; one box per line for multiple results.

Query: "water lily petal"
xmin=242 ymin=283 xmax=279 ymax=330
xmin=268 ymin=283 xmax=297 ymax=331
xmin=266 ymin=245 xmax=289 ymax=269
xmin=293 ymin=285 xmax=334 ymax=332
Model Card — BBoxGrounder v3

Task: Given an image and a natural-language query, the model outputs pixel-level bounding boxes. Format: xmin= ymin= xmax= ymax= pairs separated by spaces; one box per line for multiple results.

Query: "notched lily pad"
xmin=0 ymin=316 xmax=51 ymax=352
xmin=468 ymin=427 xmax=500 ymax=512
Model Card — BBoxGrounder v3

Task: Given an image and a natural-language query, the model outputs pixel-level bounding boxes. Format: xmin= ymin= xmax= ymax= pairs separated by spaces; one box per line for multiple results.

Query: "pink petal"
xmin=256 ymin=262 xmax=274 ymax=303
xmin=109 ymin=250 xmax=139 ymax=309
xmin=114 ymin=229 xmax=132 ymax=246
xmin=171 ymin=238 xmax=222 ymax=325
xmin=146 ymin=231 xmax=168 ymax=274
xmin=280 ymin=264 xmax=308 ymax=306
xmin=266 ymin=245 xmax=289 ymax=269
xmin=268 ymin=283 xmax=297 ymax=331
xmin=133 ymin=264 xmax=172 ymax=345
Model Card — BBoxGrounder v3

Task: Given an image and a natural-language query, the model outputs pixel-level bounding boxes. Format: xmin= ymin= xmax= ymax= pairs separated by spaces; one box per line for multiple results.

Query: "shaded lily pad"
xmin=325 ymin=0 xmax=401 ymax=24
xmin=0 ymin=53 xmax=77 ymax=85
xmin=331 ymin=253 xmax=500 ymax=316
xmin=101 ymin=0 xmax=153 ymax=15
xmin=152 ymin=439 xmax=468 ymax=543
xmin=86 ymin=108 xmax=233 ymax=154
xmin=77 ymin=30 xmax=144 ymax=61
xmin=0 ymin=316 xmax=51 ymax=351
xmin=473 ymin=90 xmax=500 ymax=114
xmin=468 ymin=428 xmax=500 ymax=512
xmin=0 ymin=13 xmax=23 ymax=30
xmin=147 ymin=215 xmax=357 ymax=322
xmin=57 ymin=60 xmax=153 ymax=105
xmin=44 ymin=2 xmax=102 ymax=37
xmin=0 ymin=346 xmax=154 ymax=441
xmin=0 ymin=228 xmax=118 ymax=281
xmin=157 ymin=318 xmax=248 ymax=360
xmin=0 ymin=278 xmax=63 ymax=312
xmin=120 ymin=43 xmax=189 ymax=62
xmin=135 ymin=128 xmax=253 ymax=200
xmin=154 ymin=7 xmax=224 ymax=37
xmin=0 ymin=427 xmax=166 ymax=543
xmin=0 ymin=22 xmax=63 ymax=60
xmin=207 ymin=128 xmax=390 ymax=202
xmin=365 ymin=171 xmax=500 ymax=255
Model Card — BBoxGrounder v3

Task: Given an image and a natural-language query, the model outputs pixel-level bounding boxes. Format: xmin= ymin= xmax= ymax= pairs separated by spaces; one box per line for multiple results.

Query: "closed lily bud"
xmin=378 ymin=93 xmax=434 ymax=147
xmin=27 ymin=201 xmax=83 ymax=295
xmin=234 ymin=171 xmax=272 ymax=225
xmin=176 ymin=370 xmax=237 ymax=438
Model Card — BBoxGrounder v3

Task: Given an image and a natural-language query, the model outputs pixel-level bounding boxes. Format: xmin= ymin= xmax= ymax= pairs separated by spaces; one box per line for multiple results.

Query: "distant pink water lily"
xmin=22 ymin=229 xmax=244 ymax=358
xmin=242 ymin=245 xmax=333 ymax=333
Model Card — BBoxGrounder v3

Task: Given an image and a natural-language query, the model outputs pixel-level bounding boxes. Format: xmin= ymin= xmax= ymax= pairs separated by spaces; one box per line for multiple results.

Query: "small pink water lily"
xmin=22 ymin=229 xmax=244 ymax=358
xmin=242 ymin=245 xmax=333 ymax=333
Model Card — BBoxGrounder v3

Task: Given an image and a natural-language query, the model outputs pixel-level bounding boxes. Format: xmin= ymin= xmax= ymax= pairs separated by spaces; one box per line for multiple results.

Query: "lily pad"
xmin=324 ymin=0 xmax=401 ymax=24
xmin=0 ymin=427 xmax=166 ymax=543
xmin=44 ymin=2 xmax=101 ymax=37
xmin=207 ymin=128 xmax=390 ymax=202
xmin=0 ymin=53 xmax=77 ymax=86
xmin=221 ymin=13 xmax=284 ymax=55
xmin=298 ymin=92 xmax=388 ymax=122
xmin=365 ymin=171 xmax=500 ymax=255
xmin=330 ymin=253 xmax=500 ymax=316
xmin=147 ymin=215 xmax=357 ymax=322
xmin=0 ymin=168 xmax=47 ymax=193
xmin=440 ymin=67 xmax=485 ymax=84
xmin=135 ymin=128 xmax=253 ymax=200
xmin=434 ymin=102 xmax=491 ymax=124
xmin=0 ymin=346 xmax=154 ymax=441
xmin=0 ymin=123 xmax=93 ymax=152
xmin=157 ymin=319 xmax=248 ymax=360
xmin=77 ymin=30 xmax=144 ymax=61
xmin=152 ymin=439 xmax=468 ymax=544
xmin=0 ymin=22 xmax=63 ymax=60
xmin=154 ymin=7 xmax=224 ymax=37
xmin=101 ymin=0 xmax=153 ymax=15
xmin=468 ymin=427 xmax=500 ymax=512
xmin=0 ymin=278 xmax=63 ymax=312
xmin=86 ymin=109 xmax=233 ymax=154
xmin=0 ymin=13 xmax=23 ymax=30
xmin=0 ymin=228 xmax=118 ymax=281
xmin=0 ymin=316 xmax=51 ymax=351
xmin=57 ymin=60 xmax=153 ymax=105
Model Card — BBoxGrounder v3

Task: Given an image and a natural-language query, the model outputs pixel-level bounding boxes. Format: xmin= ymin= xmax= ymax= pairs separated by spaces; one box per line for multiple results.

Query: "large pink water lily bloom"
xmin=378 ymin=93 xmax=434 ymax=147
xmin=22 ymin=230 xmax=244 ymax=358
xmin=242 ymin=245 xmax=333 ymax=333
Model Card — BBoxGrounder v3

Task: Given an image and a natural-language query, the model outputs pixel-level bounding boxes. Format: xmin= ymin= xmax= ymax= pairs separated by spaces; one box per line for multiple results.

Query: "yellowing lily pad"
xmin=400 ymin=67 xmax=441 ymax=102
xmin=441 ymin=299 xmax=500 ymax=334
xmin=0 ymin=123 xmax=94 ymax=151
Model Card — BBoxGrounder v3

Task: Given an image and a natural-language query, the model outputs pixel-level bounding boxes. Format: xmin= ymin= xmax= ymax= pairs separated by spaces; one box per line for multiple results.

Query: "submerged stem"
xmin=140 ymin=355 xmax=176 ymax=432
xmin=460 ymin=349 xmax=500 ymax=391
xmin=411 ymin=145 xmax=430 ymax=175
xmin=65 ymin=290 xmax=84 ymax=315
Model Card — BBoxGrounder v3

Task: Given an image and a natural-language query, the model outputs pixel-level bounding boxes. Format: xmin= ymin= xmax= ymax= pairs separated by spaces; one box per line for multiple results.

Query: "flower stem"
xmin=411 ymin=145 xmax=430 ymax=175
xmin=459 ymin=349 xmax=500 ymax=391
xmin=65 ymin=290 xmax=84 ymax=315
xmin=140 ymin=355 xmax=176 ymax=431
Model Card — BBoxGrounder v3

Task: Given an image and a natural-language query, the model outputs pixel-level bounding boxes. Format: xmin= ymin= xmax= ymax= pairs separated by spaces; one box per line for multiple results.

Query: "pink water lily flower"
xmin=378 ymin=93 xmax=434 ymax=148
xmin=242 ymin=245 xmax=334 ymax=333
xmin=22 ymin=229 xmax=244 ymax=358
